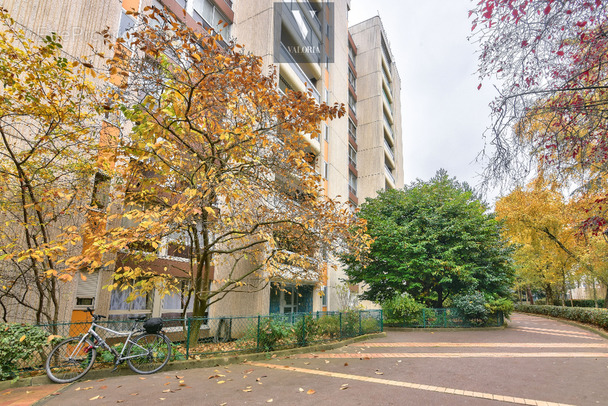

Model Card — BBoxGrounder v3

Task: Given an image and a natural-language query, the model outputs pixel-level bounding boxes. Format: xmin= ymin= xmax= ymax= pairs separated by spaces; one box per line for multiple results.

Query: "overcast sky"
xmin=348 ymin=0 xmax=501 ymax=203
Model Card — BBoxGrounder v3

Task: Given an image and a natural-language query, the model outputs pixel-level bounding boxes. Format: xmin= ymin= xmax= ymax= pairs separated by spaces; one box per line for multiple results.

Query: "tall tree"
xmin=471 ymin=0 xmax=608 ymax=232
xmin=0 ymin=9 xmax=103 ymax=323
xmin=343 ymin=170 xmax=514 ymax=308
xmin=72 ymin=7 xmax=369 ymax=342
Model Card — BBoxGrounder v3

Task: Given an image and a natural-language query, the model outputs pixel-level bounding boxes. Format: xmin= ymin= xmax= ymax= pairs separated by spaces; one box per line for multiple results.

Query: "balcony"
xmin=384 ymin=139 xmax=395 ymax=162
xmin=385 ymin=166 xmax=396 ymax=185
xmin=280 ymin=43 xmax=321 ymax=102
xmin=383 ymin=116 xmax=394 ymax=140
xmin=382 ymin=90 xmax=392 ymax=112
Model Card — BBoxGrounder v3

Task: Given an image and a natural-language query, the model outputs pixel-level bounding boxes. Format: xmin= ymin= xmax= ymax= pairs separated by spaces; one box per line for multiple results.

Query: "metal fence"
xmin=385 ymin=308 xmax=504 ymax=328
xmin=5 ymin=310 xmax=382 ymax=380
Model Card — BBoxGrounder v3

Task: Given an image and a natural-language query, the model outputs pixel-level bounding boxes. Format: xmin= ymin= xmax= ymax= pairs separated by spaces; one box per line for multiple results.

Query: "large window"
xmin=161 ymin=280 xmax=194 ymax=318
xmin=348 ymin=144 xmax=357 ymax=169
xmin=192 ymin=0 xmax=231 ymax=39
xmin=109 ymin=287 xmax=152 ymax=321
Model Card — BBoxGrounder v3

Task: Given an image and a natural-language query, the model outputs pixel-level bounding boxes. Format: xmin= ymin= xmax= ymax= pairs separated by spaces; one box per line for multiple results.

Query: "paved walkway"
xmin=3 ymin=312 xmax=608 ymax=405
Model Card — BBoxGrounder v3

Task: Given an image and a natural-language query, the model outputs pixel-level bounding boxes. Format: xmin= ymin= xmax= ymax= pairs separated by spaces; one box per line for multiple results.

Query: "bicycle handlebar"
xmin=86 ymin=306 xmax=106 ymax=320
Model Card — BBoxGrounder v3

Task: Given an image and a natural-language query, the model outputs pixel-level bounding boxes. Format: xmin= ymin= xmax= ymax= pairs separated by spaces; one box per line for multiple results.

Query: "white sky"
xmin=348 ymin=0 xmax=501 ymax=203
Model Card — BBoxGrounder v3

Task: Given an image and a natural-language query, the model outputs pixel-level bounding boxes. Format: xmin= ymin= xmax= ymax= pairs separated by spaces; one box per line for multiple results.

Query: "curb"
xmin=0 ymin=332 xmax=387 ymax=391
xmin=513 ymin=311 xmax=608 ymax=340
xmin=384 ymin=326 xmax=506 ymax=332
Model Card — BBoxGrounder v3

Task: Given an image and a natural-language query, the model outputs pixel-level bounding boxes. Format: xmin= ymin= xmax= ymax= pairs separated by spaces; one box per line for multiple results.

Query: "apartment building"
xmin=0 ymin=0 xmax=402 ymax=324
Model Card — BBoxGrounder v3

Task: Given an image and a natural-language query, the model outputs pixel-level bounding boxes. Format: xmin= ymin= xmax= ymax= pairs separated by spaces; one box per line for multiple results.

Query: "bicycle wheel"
xmin=45 ymin=337 xmax=97 ymax=383
xmin=126 ymin=333 xmax=171 ymax=374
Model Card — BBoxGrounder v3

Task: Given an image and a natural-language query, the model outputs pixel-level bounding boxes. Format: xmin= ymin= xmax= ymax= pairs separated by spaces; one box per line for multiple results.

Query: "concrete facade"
xmin=0 ymin=0 xmax=403 ymax=323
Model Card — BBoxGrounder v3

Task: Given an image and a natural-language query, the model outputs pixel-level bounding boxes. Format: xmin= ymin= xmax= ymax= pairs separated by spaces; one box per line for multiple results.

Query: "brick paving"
xmin=3 ymin=312 xmax=607 ymax=405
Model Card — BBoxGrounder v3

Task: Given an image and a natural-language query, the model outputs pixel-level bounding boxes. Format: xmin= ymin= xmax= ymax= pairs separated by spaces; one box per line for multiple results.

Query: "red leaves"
xmin=576 ymin=21 xmax=587 ymax=28
xmin=521 ymin=40 xmax=529 ymax=47
xmin=543 ymin=4 xmax=551 ymax=15
xmin=477 ymin=83 xmax=483 ymax=90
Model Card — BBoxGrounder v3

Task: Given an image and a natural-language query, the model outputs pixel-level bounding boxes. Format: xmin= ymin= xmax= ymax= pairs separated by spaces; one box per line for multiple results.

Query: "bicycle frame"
xmin=69 ymin=320 xmax=149 ymax=363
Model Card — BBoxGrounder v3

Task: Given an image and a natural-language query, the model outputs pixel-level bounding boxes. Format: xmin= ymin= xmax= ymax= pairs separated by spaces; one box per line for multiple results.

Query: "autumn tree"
xmin=75 ymin=7 xmax=368 ymax=342
xmin=495 ymin=177 xmax=607 ymax=305
xmin=471 ymin=0 xmax=608 ymax=232
xmin=343 ymin=170 xmax=514 ymax=308
xmin=0 ymin=9 xmax=103 ymax=323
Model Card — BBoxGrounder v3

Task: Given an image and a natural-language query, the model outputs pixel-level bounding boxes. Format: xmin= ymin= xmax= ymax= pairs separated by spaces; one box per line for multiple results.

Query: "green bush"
xmin=0 ymin=323 xmax=49 ymax=380
xmin=361 ymin=317 xmax=379 ymax=333
xmin=237 ymin=317 xmax=294 ymax=352
xmin=515 ymin=304 xmax=608 ymax=330
xmin=382 ymin=294 xmax=424 ymax=326
xmin=293 ymin=315 xmax=317 ymax=345
xmin=341 ymin=311 xmax=360 ymax=337
xmin=317 ymin=315 xmax=340 ymax=338
xmin=487 ymin=297 xmax=514 ymax=319
xmin=452 ymin=292 xmax=489 ymax=326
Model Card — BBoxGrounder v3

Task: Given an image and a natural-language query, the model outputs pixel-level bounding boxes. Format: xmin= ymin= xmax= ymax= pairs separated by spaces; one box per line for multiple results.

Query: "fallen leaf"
xmin=130 ymin=393 xmax=138 ymax=396
xmin=267 ymin=399 xmax=273 ymax=403
xmin=89 ymin=395 xmax=100 ymax=400
xmin=159 ymin=398 xmax=166 ymax=401
xmin=83 ymin=387 xmax=93 ymax=391
xmin=375 ymin=371 xmax=384 ymax=375
xmin=340 ymin=384 xmax=349 ymax=390
xmin=299 ymin=388 xmax=304 ymax=392
xmin=97 ymin=379 xmax=105 ymax=382
xmin=243 ymin=375 xmax=248 ymax=379
xmin=74 ymin=387 xmax=81 ymax=391
xmin=179 ymin=380 xmax=186 ymax=387
xmin=344 ymin=363 xmax=349 ymax=366
xmin=139 ymin=377 xmax=146 ymax=380
xmin=304 ymin=362 xmax=310 ymax=365
xmin=244 ymin=369 xmax=254 ymax=374
xmin=324 ymin=360 xmax=329 ymax=364
xmin=99 ymin=386 xmax=107 ymax=390
xmin=175 ymin=375 xmax=184 ymax=379
xmin=243 ymin=388 xmax=252 ymax=392
xmin=164 ymin=383 xmax=171 ymax=386
xmin=307 ymin=389 xmax=316 ymax=395
xmin=217 ymin=381 xmax=225 ymax=384
xmin=162 ymin=389 xmax=172 ymax=393
xmin=116 ymin=401 xmax=124 ymax=404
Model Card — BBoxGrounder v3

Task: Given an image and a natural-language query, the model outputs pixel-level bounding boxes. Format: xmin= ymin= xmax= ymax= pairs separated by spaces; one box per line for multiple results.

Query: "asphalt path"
xmin=36 ymin=313 xmax=608 ymax=406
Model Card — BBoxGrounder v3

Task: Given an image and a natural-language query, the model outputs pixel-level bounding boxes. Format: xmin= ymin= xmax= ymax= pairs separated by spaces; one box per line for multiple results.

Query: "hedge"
xmin=515 ymin=304 xmax=608 ymax=330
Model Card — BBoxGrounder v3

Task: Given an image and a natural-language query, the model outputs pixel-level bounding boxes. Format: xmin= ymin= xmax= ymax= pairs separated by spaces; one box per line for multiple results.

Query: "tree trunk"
xmin=526 ymin=286 xmax=534 ymax=305
xmin=188 ymin=295 xmax=208 ymax=348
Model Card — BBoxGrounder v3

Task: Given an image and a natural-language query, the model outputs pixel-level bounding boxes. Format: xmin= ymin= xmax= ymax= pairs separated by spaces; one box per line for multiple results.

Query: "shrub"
xmin=317 ymin=315 xmax=340 ymax=338
xmin=452 ymin=292 xmax=489 ymax=326
xmin=237 ymin=317 xmax=293 ymax=352
xmin=382 ymin=294 xmax=424 ymax=326
xmin=341 ymin=311 xmax=360 ymax=337
xmin=361 ymin=317 xmax=380 ymax=333
xmin=487 ymin=297 xmax=514 ymax=319
xmin=293 ymin=315 xmax=317 ymax=345
xmin=0 ymin=323 xmax=49 ymax=380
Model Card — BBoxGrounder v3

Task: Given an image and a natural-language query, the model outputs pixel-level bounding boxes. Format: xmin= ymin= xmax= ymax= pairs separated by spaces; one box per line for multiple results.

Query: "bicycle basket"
xmin=143 ymin=318 xmax=163 ymax=334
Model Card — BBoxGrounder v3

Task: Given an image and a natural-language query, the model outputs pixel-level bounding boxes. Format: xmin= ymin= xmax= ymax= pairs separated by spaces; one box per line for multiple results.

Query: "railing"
xmin=8 ymin=310 xmax=382 ymax=380
xmin=384 ymin=139 xmax=395 ymax=162
xmin=385 ymin=166 xmax=395 ymax=184
xmin=383 ymin=116 xmax=394 ymax=138
xmin=349 ymin=185 xmax=357 ymax=196
xmin=382 ymin=90 xmax=392 ymax=111
xmin=385 ymin=308 xmax=504 ymax=328
xmin=349 ymin=155 xmax=357 ymax=169
xmin=280 ymin=43 xmax=321 ymax=102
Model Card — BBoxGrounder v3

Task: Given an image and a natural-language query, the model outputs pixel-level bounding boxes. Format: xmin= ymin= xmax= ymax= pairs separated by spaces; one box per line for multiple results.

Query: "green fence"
xmin=5 ymin=310 xmax=382 ymax=380
xmin=385 ymin=308 xmax=504 ymax=328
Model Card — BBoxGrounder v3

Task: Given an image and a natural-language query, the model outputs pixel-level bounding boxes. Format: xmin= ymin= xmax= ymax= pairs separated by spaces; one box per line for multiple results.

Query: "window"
xmin=348 ymin=92 xmax=356 ymax=114
xmin=161 ymin=280 xmax=194 ymax=318
xmin=91 ymin=172 xmax=111 ymax=210
xmin=75 ymin=272 xmax=100 ymax=308
xmin=167 ymin=241 xmax=192 ymax=259
xmin=192 ymin=0 xmax=231 ymax=39
xmin=349 ymin=171 xmax=357 ymax=195
xmin=348 ymin=144 xmax=357 ymax=168
xmin=348 ymin=68 xmax=356 ymax=91
xmin=348 ymin=119 xmax=356 ymax=141
xmin=118 ymin=9 xmax=136 ymax=38
xmin=109 ymin=287 xmax=152 ymax=321
xmin=323 ymin=161 xmax=329 ymax=179
xmin=324 ymin=124 xmax=329 ymax=141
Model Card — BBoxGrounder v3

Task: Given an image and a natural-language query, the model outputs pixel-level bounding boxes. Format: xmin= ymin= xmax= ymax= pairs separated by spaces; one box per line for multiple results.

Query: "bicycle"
xmin=45 ymin=307 xmax=171 ymax=383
